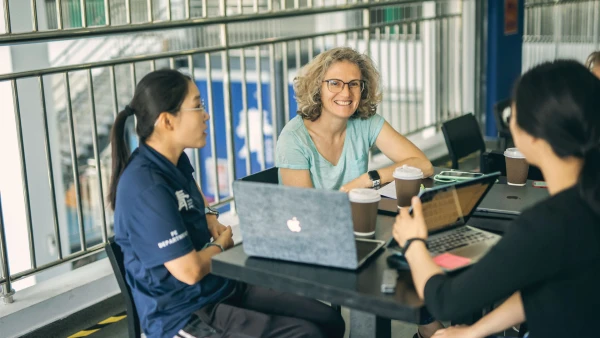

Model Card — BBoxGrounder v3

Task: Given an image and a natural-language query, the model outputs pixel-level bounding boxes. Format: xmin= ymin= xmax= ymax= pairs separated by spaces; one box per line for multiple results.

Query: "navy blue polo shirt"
xmin=114 ymin=144 xmax=233 ymax=338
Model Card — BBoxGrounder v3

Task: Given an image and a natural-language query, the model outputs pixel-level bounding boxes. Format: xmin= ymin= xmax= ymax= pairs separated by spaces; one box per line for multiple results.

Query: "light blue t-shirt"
xmin=275 ymin=114 xmax=385 ymax=190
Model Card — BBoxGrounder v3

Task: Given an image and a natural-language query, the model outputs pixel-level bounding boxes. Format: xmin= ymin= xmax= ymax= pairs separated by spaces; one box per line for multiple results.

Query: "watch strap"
xmin=203 ymin=242 xmax=224 ymax=252
xmin=204 ymin=206 xmax=219 ymax=217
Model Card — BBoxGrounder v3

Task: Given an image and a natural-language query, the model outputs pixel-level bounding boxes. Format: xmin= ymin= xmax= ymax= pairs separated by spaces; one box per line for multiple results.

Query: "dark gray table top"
xmin=212 ymin=167 xmax=519 ymax=323
xmin=211 ymin=214 xmax=425 ymax=323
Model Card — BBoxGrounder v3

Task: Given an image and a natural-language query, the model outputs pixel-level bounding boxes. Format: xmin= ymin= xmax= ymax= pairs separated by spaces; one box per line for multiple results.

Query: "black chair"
xmin=494 ymin=99 xmax=513 ymax=149
xmin=239 ymin=167 xmax=279 ymax=184
xmin=441 ymin=113 xmax=487 ymax=170
xmin=480 ymin=150 xmax=544 ymax=181
xmin=106 ymin=237 xmax=142 ymax=338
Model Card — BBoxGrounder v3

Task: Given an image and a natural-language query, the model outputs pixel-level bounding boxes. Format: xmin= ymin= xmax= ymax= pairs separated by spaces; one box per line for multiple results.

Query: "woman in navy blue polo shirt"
xmin=108 ymin=69 xmax=345 ymax=338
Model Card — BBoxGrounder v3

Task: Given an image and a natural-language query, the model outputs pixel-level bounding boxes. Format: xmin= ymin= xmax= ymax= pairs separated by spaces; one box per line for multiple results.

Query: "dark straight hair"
xmin=512 ymin=60 xmax=600 ymax=214
xmin=107 ymin=69 xmax=192 ymax=209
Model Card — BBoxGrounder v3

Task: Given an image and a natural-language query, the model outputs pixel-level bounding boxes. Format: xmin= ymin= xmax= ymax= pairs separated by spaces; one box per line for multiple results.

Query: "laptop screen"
xmin=420 ymin=181 xmax=491 ymax=233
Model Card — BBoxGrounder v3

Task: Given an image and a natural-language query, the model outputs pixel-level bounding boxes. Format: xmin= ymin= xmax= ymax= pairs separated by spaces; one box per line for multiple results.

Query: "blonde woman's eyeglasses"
xmin=322 ymin=79 xmax=365 ymax=93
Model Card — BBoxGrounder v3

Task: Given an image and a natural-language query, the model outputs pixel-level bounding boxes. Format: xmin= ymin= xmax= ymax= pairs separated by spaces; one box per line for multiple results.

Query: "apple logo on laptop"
xmin=287 ymin=217 xmax=302 ymax=232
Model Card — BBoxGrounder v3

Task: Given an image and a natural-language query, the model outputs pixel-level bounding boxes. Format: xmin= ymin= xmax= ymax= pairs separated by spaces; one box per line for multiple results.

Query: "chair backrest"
xmin=106 ymin=237 xmax=141 ymax=338
xmin=480 ymin=150 xmax=544 ymax=181
xmin=441 ymin=113 xmax=486 ymax=169
xmin=493 ymin=99 xmax=512 ymax=136
xmin=239 ymin=167 xmax=279 ymax=184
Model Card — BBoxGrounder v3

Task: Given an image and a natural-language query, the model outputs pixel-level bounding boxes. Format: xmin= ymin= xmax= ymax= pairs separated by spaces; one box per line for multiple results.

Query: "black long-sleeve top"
xmin=424 ymin=187 xmax=600 ymax=338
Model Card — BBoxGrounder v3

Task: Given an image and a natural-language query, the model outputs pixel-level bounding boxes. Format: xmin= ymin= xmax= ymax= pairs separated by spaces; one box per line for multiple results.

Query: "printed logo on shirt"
xmin=175 ymin=190 xmax=195 ymax=211
xmin=158 ymin=230 xmax=189 ymax=249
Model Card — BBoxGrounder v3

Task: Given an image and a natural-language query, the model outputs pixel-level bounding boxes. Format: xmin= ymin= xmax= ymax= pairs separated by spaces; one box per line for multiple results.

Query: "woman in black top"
xmin=392 ymin=60 xmax=600 ymax=338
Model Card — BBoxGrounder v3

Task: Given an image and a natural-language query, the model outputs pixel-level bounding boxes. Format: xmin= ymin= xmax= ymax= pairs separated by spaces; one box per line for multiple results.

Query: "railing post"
xmin=0 ymin=193 xmax=15 ymax=305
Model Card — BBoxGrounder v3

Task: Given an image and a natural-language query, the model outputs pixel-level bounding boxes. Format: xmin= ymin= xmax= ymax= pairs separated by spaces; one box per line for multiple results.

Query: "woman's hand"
xmin=432 ymin=325 xmax=478 ymax=338
xmin=208 ymin=221 xmax=229 ymax=240
xmin=213 ymin=226 xmax=234 ymax=250
xmin=340 ymin=173 xmax=371 ymax=193
xmin=392 ymin=196 xmax=428 ymax=248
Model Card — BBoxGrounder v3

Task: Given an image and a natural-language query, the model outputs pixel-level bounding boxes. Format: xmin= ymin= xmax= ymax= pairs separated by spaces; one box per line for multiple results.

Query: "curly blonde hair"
xmin=293 ymin=47 xmax=382 ymax=121
xmin=585 ymin=51 xmax=600 ymax=70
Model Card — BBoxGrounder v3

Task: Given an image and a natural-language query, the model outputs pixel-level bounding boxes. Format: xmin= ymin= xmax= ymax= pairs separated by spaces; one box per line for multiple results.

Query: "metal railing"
xmin=0 ymin=0 xmax=463 ymax=300
xmin=523 ymin=0 xmax=600 ymax=71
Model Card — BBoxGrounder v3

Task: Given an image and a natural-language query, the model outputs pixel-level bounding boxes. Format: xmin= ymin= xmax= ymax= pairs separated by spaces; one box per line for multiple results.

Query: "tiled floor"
xmin=83 ymin=306 xmax=422 ymax=338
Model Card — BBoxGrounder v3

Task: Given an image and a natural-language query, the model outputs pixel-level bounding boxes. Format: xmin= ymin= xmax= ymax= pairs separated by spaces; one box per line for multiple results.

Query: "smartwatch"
xmin=367 ymin=170 xmax=381 ymax=189
xmin=204 ymin=206 xmax=220 ymax=218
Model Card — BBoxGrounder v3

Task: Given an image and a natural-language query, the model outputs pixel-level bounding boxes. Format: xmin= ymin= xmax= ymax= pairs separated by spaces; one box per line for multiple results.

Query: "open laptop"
xmin=388 ymin=172 xmax=502 ymax=271
xmin=232 ymin=181 xmax=385 ymax=270
xmin=476 ymin=181 xmax=549 ymax=216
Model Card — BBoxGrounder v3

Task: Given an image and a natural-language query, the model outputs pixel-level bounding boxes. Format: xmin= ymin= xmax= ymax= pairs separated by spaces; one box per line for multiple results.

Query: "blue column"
xmin=485 ymin=0 xmax=524 ymax=137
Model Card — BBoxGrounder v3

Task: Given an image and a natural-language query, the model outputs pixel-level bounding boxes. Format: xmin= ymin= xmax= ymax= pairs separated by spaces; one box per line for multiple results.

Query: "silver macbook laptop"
xmin=388 ymin=173 xmax=502 ymax=272
xmin=477 ymin=181 xmax=549 ymax=215
xmin=232 ymin=181 xmax=385 ymax=270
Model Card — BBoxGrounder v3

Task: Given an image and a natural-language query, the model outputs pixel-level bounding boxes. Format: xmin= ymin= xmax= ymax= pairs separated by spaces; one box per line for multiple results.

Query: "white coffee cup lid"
xmin=393 ymin=165 xmax=424 ymax=180
xmin=349 ymin=188 xmax=381 ymax=203
xmin=504 ymin=148 xmax=525 ymax=159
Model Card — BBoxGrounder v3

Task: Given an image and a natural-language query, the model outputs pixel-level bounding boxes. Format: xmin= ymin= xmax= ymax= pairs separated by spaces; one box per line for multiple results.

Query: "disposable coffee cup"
xmin=349 ymin=188 xmax=381 ymax=237
xmin=393 ymin=165 xmax=424 ymax=208
xmin=504 ymin=148 xmax=529 ymax=186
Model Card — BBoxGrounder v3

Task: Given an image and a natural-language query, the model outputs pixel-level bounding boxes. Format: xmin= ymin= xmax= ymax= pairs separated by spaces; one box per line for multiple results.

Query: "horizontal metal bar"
xmin=525 ymin=0 xmax=597 ymax=9
xmin=209 ymin=196 xmax=235 ymax=209
xmin=0 ymin=243 xmax=107 ymax=285
xmin=0 ymin=0 xmax=450 ymax=44
xmin=0 ymin=13 xmax=460 ymax=81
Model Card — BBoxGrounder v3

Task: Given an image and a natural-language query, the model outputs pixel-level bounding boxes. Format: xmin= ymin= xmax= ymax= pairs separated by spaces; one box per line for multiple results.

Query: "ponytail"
xmin=108 ymin=106 xmax=135 ymax=210
xmin=579 ymin=146 xmax=600 ymax=215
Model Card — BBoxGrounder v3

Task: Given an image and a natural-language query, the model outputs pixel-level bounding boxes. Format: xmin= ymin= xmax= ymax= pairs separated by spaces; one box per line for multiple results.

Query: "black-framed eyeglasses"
xmin=322 ymin=79 xmax=365 ymax=93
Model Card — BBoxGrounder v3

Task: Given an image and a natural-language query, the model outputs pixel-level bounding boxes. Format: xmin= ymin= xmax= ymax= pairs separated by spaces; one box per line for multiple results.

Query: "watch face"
xmin=368 ymin=170 xmax=380 ymax=181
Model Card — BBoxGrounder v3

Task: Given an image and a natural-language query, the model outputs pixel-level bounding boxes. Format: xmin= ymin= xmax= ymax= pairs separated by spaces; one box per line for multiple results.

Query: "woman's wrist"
xmin=404 ymin=240 xmax=428 ymax=260
xmin=363 ymin=173 xmax=373 ymax=188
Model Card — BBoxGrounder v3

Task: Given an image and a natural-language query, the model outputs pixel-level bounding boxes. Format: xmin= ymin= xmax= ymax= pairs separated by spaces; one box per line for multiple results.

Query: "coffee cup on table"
xmin=393 ymin=165 xmax=424 ymax=208
xmin=349 ymin=188 xmax=381 ymax=238
xmin=504 ymin=148 xmax=529 ymax=186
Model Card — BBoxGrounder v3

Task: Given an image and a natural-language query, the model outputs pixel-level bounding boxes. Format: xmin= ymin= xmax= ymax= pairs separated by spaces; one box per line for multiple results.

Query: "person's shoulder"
xmin=519 ymin=187 xmax=593 ymax=229
xmin=279 ymin=115 xmax=306 ymax=136
xmin=278 ymin=115 xmax=311 ymax=147
xmin=117 ymin=157 xmax=171 ymax=202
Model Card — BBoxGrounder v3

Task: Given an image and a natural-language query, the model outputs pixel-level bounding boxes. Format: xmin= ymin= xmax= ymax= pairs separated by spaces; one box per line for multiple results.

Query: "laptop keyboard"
xmin=427 ymin=227 xmax=496 ymax=255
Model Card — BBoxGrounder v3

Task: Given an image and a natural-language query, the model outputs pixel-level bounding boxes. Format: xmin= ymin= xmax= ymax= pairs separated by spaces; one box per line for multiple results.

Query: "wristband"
xmin=401 ymin=238 xmax=428 ymax=255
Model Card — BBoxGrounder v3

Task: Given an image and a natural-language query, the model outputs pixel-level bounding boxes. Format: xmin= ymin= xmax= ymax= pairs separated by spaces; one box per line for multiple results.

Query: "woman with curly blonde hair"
xmin=276 ymin=47 xmax=433 ymax=192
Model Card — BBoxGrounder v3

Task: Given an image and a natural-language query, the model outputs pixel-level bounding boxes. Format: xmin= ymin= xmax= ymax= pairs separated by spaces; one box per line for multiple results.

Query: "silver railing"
xmin=523 ymin=0 xmax=600 ymax=71
xmin=0 ymin=0 xmax=463 ymax=299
